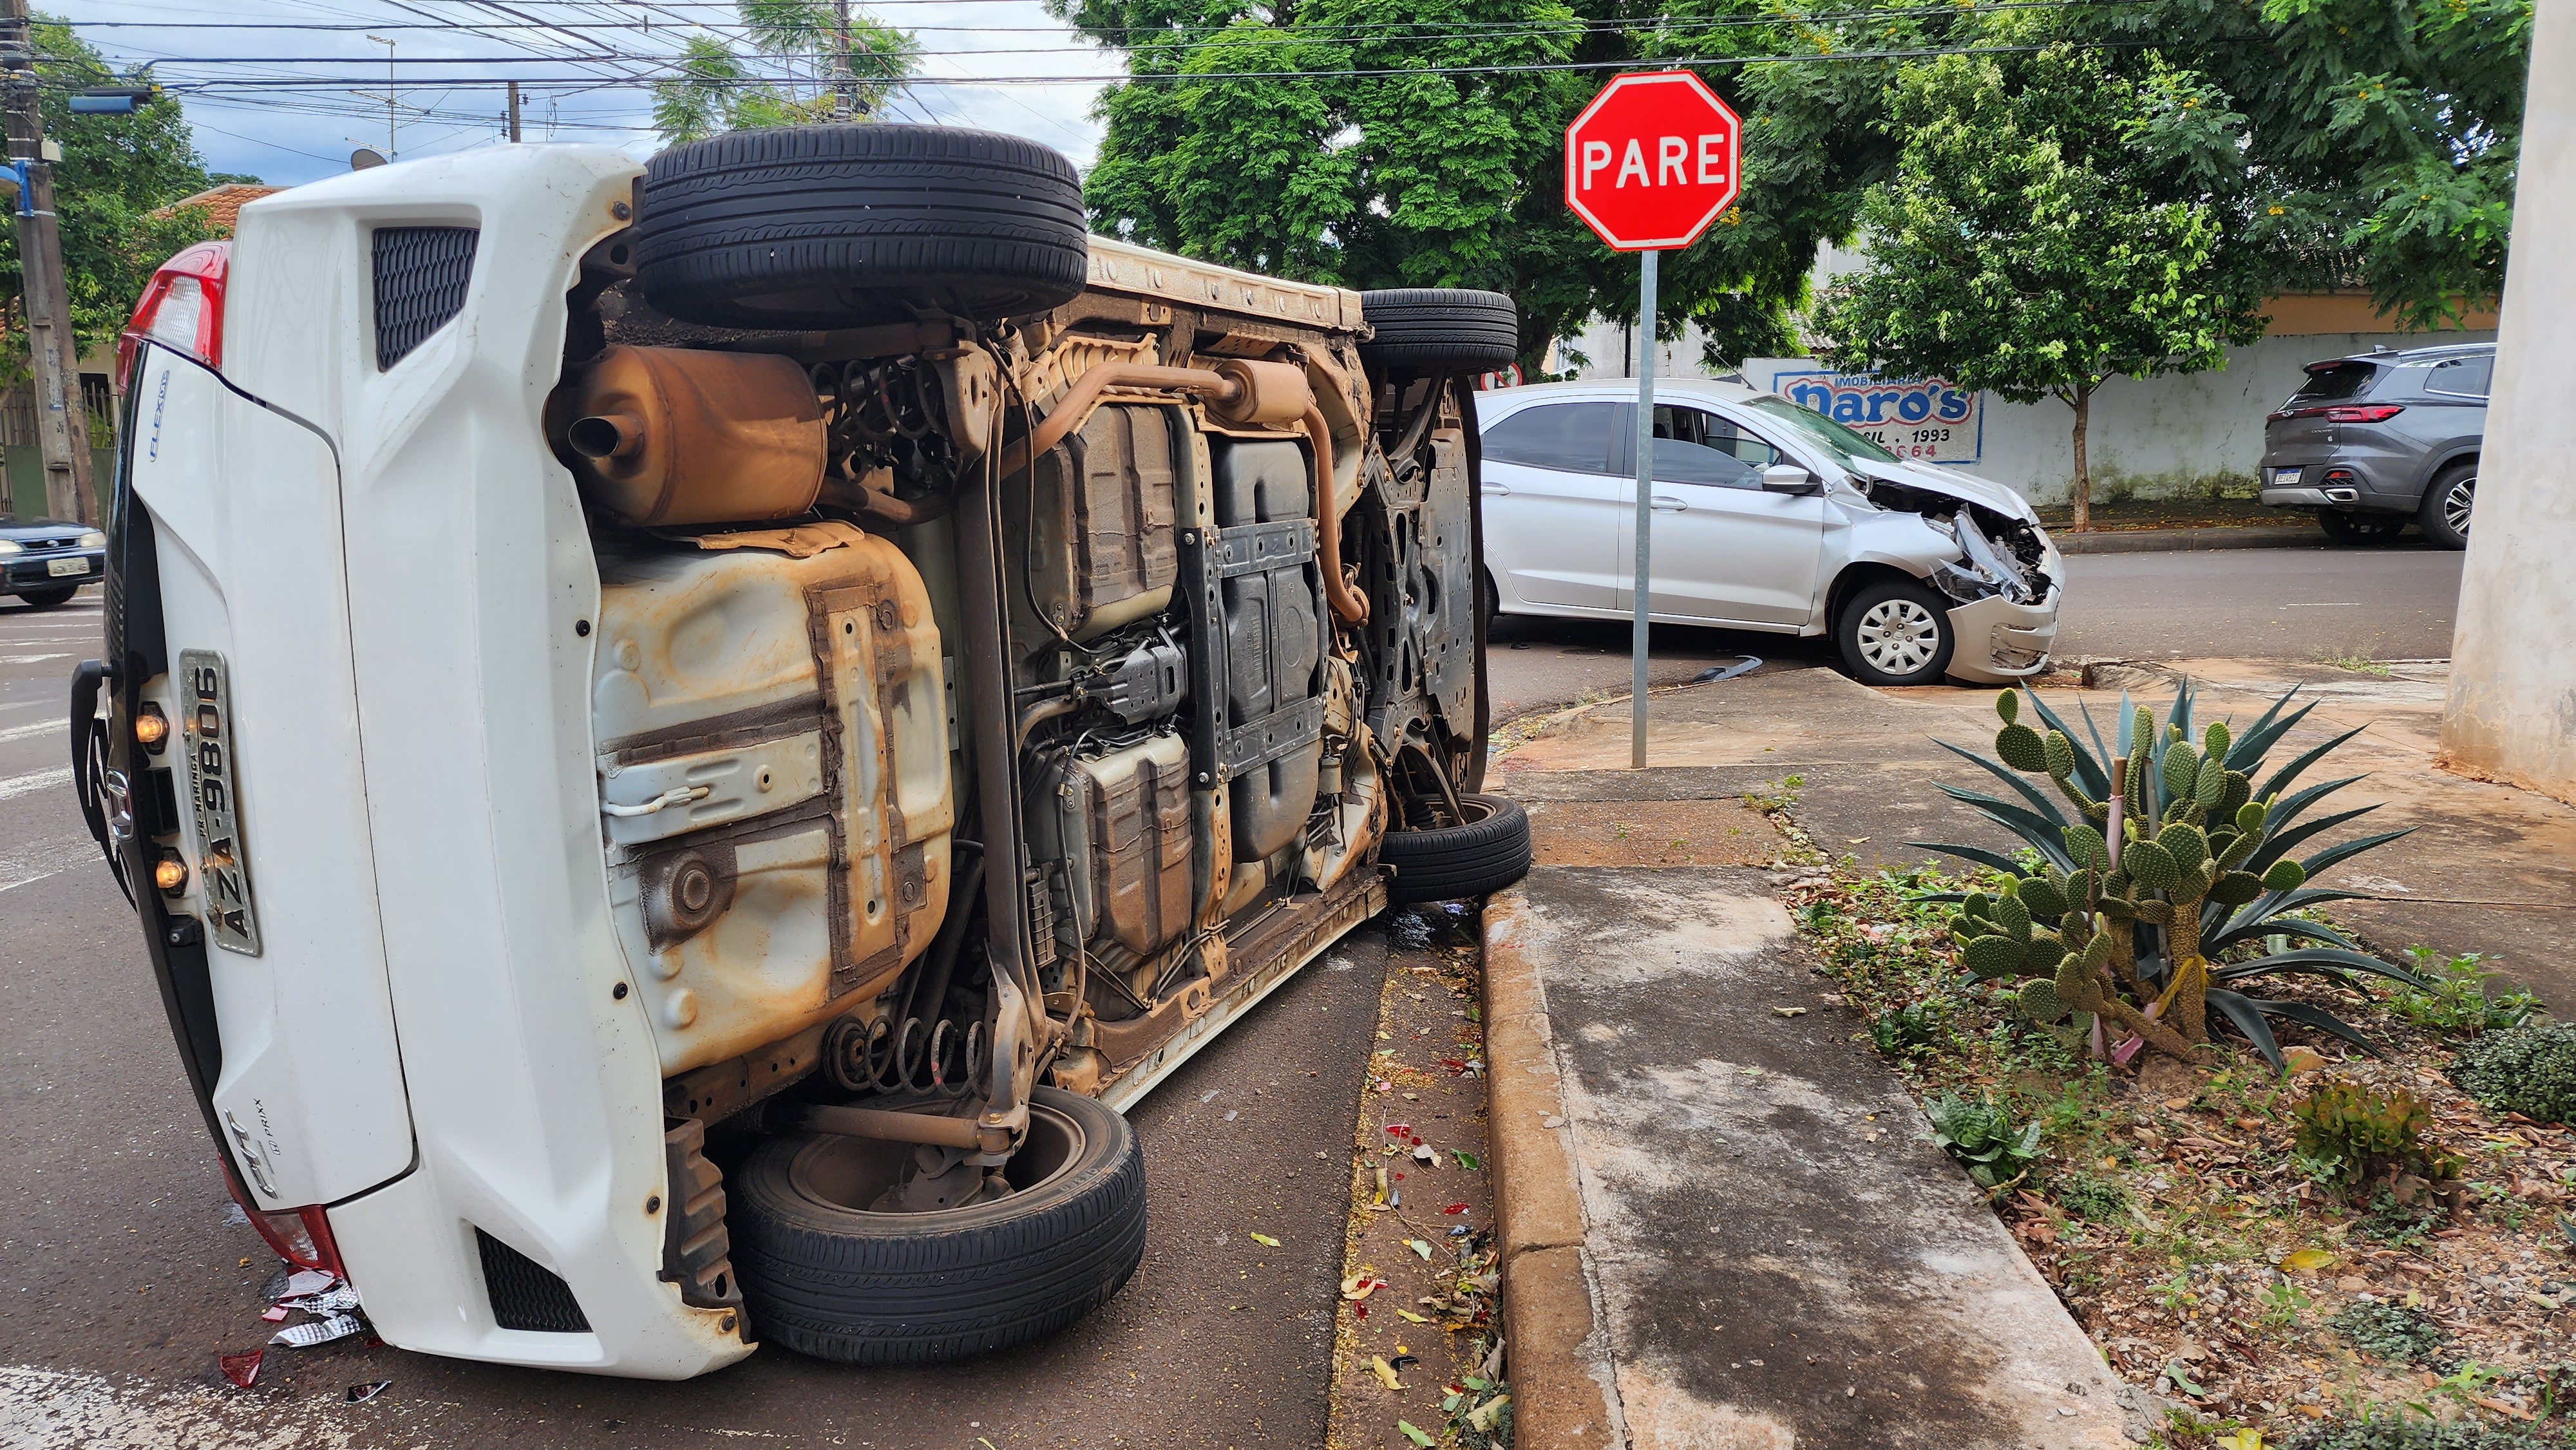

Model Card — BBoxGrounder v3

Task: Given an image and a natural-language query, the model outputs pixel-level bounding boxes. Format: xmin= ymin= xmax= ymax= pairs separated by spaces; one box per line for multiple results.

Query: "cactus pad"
xmin=2157 ymin=822 xmax=2210 ymax=872
xmin=1963 ymin=934 xmax=2027 ymax=979
xmin=1996 ymin=722 xmax=2048 ymax=773
xmin=2125 ymin=839 xmax=2177 ymax=890
xmin=2235 ymin=800 xmax=2269 ymax=836
xmin=2203 ymin=720 xmax=2231 ymax=762
xmin=2025 ymin=930 xmax=2068 ymax=972
xmin=2217 ymin=769 xmax=2252 ymax=820
xmin=2063 ymin=823 xmax=2108 ymax=871
xmin=2260 ymin=858 xmax=2308 ymax=891
xmin=2020 ymin=874 xmax=2068 ymax=920
xmin=1996 ymin=689 xmax=2020 ymax=725
xmin=2043 ymin=730 xmax=2077 ymax=780
xmin=2162 ymin=743 xmax=2203 ymax=801
xmin=2018 ymin=978 xmax=2065 ymax=1023
xmin=2136 ymin=898 xmax=2175 ymax=925
xmin=2194 ymin=755 xmax=2227 ymax=809
xmin=1994 ymin=892 xmax=2033 ymax=939
xmin=2208 ymin=871 xmax=2265 ymax=907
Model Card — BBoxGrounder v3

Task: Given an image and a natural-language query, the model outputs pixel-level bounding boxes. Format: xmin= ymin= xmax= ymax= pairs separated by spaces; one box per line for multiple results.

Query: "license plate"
xmin=46 ymin=555 xmax=88 ymax=577
xmin=180 ymin=650 xmax=261 ymax=956
xmin=2273 ymin=467 xmax=2302 ymax=487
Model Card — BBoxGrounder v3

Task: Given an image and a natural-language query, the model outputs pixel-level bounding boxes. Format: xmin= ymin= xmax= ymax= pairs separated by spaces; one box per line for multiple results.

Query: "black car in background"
xmin=2257 ymin=343 xmax=2488 ymax=549
xmin=0 ymin=513 xmax=105 ymax=607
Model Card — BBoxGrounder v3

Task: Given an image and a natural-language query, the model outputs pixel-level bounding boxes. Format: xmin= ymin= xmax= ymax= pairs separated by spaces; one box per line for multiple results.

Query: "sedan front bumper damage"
xmin=1944 ymin=588 xmax=2060 ymax=684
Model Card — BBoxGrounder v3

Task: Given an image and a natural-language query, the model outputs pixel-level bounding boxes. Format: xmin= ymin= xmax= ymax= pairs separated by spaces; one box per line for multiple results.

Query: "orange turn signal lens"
xmin=153 ymin=854 xmax=188 ymax=893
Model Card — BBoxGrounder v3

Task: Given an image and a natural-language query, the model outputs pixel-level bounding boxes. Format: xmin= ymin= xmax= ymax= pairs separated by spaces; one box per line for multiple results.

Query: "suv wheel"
xmin=2317 ymin=509 xmax=2407 ymax=546
xmin=729 ymin=1086 xmax=1146 ymax=1364
xmin=2417 ymin=463 xmax=2474 ymax=551
xmin=1838 ymin=578 xmax=1955 ymax=687
xmin=1358 ymin=289 xmax=1520 ymax=373
xmin=636 ymin=125 xmax=1090 ymax=329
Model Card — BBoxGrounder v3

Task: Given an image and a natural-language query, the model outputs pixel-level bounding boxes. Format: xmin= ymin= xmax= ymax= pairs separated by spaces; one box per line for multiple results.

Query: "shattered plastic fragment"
xmin=1443 ymin=1202 xmax=1468 ymax=1214
xmin=260 ymin=1305 xmax=290 ymax=1324
xmin=345 ymin=1381 xmax=391 ymax=1404
xmin=276 ymin=1268 xmax=336 ymax=1300
xmin=271 ymin=1313 xmax=365 ymax=1348
xmin=219 ymin=1351 xmax=262 ymax=1388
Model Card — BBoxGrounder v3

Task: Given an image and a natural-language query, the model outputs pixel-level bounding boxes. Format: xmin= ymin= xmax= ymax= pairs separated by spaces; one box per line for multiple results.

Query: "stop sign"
xmin=1564 ymin=71 xmax=1741 ymax=251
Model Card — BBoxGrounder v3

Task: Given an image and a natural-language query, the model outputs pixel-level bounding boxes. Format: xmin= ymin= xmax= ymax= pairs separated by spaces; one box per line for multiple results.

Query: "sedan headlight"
xmin=0 ymin=540 xmax=22 ymax=556
xmin=78 ymin=530 xmax=105 ymax=549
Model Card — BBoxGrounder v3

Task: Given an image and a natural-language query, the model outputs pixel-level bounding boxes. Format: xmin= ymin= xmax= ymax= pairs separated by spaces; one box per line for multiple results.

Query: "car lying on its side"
xmin=2258 ymin=343 xmax=2488 ymax=549
xmin=1475 ymin=377 xmax=2063 ymax=686
xmin=1 ymin=513 xmax=104 ymax=609
xmin=73 ymin=128 xmax=1532 ymax=1379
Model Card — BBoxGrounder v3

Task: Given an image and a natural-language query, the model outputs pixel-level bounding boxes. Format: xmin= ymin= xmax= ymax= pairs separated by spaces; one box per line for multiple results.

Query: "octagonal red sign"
xmin=1564 ymin=71 xmax=1741 ymax=252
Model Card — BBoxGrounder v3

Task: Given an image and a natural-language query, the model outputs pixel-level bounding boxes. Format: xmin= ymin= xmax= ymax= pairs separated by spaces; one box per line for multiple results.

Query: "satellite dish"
xmin=350 ymin=147 xmax=389 ymax=170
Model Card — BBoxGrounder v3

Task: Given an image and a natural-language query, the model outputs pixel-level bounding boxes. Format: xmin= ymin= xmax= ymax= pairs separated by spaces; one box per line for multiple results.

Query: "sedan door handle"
xmin=1481 ymin=482 xmax=1511 ymax=496
xmin=1651 ymin=495 xmax=1687 ymax=513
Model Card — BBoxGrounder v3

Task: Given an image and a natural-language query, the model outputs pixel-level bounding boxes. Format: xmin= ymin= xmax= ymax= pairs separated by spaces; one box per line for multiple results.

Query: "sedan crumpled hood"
xmin=1850 ymin=458 xmax=2041 ymax=525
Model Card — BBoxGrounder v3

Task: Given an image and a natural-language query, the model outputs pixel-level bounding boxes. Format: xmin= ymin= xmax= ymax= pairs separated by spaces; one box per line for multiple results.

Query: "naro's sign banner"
xmin=1771 ymin=369 xmax=1984 ymax=464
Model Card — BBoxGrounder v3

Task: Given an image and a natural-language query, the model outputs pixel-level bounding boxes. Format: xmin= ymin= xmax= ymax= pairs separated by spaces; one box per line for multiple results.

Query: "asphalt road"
xmin=1484 ymin=542 xmax=2466 ymax=717
xmin=0 ymin=540 xmax=2465 ymax=1442
xmin=0 ymin=591 xmax=1390 ymax=1448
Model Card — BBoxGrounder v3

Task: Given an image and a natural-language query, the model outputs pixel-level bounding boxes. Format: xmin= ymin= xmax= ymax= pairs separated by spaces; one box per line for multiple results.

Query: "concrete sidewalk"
xmin=2050 ymin=523 xmax=2322 ymax=554
xmin=1477 ymin=658 xmax=2576 ymax=1445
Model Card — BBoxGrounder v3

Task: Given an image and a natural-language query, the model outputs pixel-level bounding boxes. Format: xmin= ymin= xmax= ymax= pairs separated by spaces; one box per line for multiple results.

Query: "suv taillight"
xmin=118 ymin=239 xmax=229 ymax=389
xmin=2322 ymin=404 xmax=2405 ymax=423
xmin=223 ymin=1165 xmax=348 ymax=1278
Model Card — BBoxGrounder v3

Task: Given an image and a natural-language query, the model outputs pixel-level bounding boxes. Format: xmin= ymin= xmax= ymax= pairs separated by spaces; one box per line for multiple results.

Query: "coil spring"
xmin=824 ymin=1013 xmax=984 ymax=1098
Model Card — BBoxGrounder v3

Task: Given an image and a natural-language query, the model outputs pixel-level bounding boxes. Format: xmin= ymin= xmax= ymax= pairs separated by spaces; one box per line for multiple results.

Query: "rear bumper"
xmin=1944 ymin=588 xmax=2060 ymax=684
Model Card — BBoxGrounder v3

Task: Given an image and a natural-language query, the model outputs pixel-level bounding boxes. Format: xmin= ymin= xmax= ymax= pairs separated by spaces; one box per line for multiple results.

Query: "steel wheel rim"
xmin=2443 ymin=476 xmax=2474 ymax=537
xmin=1857 ymin=599 xmax=1940 ymax=673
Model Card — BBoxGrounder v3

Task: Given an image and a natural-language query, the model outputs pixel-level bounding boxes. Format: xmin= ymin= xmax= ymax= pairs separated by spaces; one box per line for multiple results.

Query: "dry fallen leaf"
xmin=2278 ymin=1247 xmax=2336 ymax=1275
xmin=1371 ymin=1355 xmax=1404 ymax=1391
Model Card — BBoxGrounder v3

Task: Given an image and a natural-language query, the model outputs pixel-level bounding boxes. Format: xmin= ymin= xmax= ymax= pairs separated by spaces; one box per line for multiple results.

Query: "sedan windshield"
xmin=1741 ymin=395 xmax=1901 ymax=469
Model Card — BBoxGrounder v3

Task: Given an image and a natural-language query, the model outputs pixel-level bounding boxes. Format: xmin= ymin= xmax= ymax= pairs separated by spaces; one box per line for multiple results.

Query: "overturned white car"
xmin=73 ymin=129 xmax=1533 ymax=1378
xmin=1475 ymin=377 xmax=2062 ymax=685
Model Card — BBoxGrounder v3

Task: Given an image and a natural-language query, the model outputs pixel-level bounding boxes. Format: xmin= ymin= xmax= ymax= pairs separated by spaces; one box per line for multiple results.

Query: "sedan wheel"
xmin=1838 ymin=578 xmax=1956 ymax=687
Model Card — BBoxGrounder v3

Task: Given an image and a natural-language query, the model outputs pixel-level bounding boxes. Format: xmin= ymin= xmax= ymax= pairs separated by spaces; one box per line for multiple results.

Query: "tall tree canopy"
xmin=1 ymin=18 xmax=241 ymax=383
xmin=1066 ymin=0 xmax=2530 ymax=372
xmin=652 ymin=0 xmax=920 ymax=144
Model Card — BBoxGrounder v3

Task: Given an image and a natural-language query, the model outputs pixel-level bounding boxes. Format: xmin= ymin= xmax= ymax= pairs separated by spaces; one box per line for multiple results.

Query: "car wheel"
xmin=1837 ymin=578 xmax=1956 ymax=687
xmin=2316 ymin=508 xmax=2407 ymax=546
xmin=1358 ymin=289 xmax=1520 ymax=373
xmin=636 ymin=125 xmax=1090 ymax=330
xmin=2416 ymin=463 xmax=2473 ymax=551
xmin=728 ymin=1086 xmax=1146 ymax=1364
xmin=1379 ymin=794 xmax=1532 ymax=906
xmin=15 ymin=587 xmax=77 ymax=610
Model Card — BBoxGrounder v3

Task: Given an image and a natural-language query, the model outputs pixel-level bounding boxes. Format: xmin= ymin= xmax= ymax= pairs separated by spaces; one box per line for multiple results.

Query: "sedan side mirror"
xmin=1760 ymin=464 xmax=1822 ymax=495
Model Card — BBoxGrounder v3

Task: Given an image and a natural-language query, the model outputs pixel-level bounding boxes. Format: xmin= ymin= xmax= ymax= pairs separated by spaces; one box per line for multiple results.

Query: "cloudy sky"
xmin=55 ymin=0 xmax=1124 ymax=187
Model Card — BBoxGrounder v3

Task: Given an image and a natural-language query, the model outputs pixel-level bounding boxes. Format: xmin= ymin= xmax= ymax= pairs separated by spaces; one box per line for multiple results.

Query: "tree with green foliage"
xmin=652 ymin=0 xmax=919 ymax=145
xmin=0 ymin=18 xmax=240 ymax=386
xmin=1811 ymin=44 xmax=2265 ymax=529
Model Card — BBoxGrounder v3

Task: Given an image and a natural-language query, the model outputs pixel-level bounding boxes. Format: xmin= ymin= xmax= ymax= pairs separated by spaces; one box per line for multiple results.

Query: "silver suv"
xmin=2257 ymin=342 xmax=2488 ymax=549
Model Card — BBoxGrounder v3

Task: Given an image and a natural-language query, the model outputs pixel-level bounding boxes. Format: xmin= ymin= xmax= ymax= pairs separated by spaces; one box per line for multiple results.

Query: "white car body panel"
xmin=210 ymin=146 xmax=749 ymax=1377
xmin=1475 ymin=379 xmax=2062 ymax=682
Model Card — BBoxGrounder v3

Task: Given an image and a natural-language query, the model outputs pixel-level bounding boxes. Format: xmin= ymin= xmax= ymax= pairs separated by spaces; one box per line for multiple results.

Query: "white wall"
xmin=2442 ymin=1 xmax=2575 ymax=804
xmin=1565 ymin=321 xmax=2492 ymax=506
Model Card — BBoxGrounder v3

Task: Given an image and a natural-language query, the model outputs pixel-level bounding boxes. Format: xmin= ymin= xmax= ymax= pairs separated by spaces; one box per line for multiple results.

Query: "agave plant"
xmin=1911 ymin=680 xmax=2429 ymax=1071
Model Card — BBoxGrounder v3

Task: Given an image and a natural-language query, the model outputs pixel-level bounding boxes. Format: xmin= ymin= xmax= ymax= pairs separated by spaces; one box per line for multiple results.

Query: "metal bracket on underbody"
xmin=659 ymin=1118 xmax=748 ymax=1323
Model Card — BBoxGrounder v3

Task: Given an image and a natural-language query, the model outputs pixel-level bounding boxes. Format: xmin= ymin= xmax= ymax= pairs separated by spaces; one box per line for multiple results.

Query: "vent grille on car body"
xmin=476 ymin=1229 xmax=592 ymax=1333
xmin=372 ymin=227 xmax=479 ymax=371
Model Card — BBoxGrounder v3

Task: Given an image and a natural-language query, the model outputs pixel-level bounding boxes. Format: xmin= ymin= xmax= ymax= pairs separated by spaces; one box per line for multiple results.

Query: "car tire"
xmin=2416 ymin=463 xmax=2474 ymax=551
xmin=15 ymin=587 xmax=77 ymax=610
xmin=728 ymin=1086 xmax=1146 ymax=1364
xmin=1358 ymin=289 xmax=1520 ymax=373
xmin=2316 ymin=508 xmax=2407 ymax=546
xmin=1838 ymin=578 xmax=1956 ymax=687
xmin=636 ymin=124 xmax=1090 ymax=330
xmin=1380 ymin=793 xmax=1532 ymax=906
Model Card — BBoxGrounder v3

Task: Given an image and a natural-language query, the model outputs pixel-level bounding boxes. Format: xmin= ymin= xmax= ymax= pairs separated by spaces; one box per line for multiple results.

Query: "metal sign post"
xmin=1562 ymin=70 xmax=1741 ymax=770
xmin=1630 ymin=249 xmax=1656 ymax=770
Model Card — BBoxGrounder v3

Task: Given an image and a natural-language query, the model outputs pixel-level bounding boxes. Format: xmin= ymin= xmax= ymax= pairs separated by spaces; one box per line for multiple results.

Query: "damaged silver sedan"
xmin=1477 ymin=377 xmax=2061 ymax=685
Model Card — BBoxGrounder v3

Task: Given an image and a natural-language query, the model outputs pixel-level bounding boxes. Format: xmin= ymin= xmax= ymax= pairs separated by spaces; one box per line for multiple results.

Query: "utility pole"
xmin=831 ymin=0 xmax=860 ymax=118
xmin=506 ymin=80 xmax=520 ymax=142
xmin=0 ymin=0 xmax=96 ymax=526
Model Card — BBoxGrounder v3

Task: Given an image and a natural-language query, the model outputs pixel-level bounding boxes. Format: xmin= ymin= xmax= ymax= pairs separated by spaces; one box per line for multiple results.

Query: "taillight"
xmin=118 ymin=239 xmax=229 ymax=389
xmin=222 ymin=1163 xmax=348 ymax=1278
xmin=2322 ymin=404 xmax=2404 ymax=423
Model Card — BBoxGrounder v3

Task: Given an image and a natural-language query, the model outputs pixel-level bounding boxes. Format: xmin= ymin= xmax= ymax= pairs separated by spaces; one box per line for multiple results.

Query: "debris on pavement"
xmin=218 ymin=1350 xmax=262 ymax=1388
xmin=272 ymin=1313 xmax=365 ymax=1348
xmin=345 ymin=1380 xmax=391 ymax=1404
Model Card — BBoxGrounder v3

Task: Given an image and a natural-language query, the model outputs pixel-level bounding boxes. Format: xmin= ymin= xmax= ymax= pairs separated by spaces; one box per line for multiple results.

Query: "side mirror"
xmin=1760 ymin=464 xmax=1822 ymax=494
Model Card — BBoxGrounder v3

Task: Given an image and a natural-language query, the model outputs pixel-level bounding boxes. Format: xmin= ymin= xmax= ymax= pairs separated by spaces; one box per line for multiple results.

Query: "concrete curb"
xmin=1480 ymin=890 xmax=1622 ymax=1450
xmin=2051 ymin=523 xmax=2322 ymax=554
